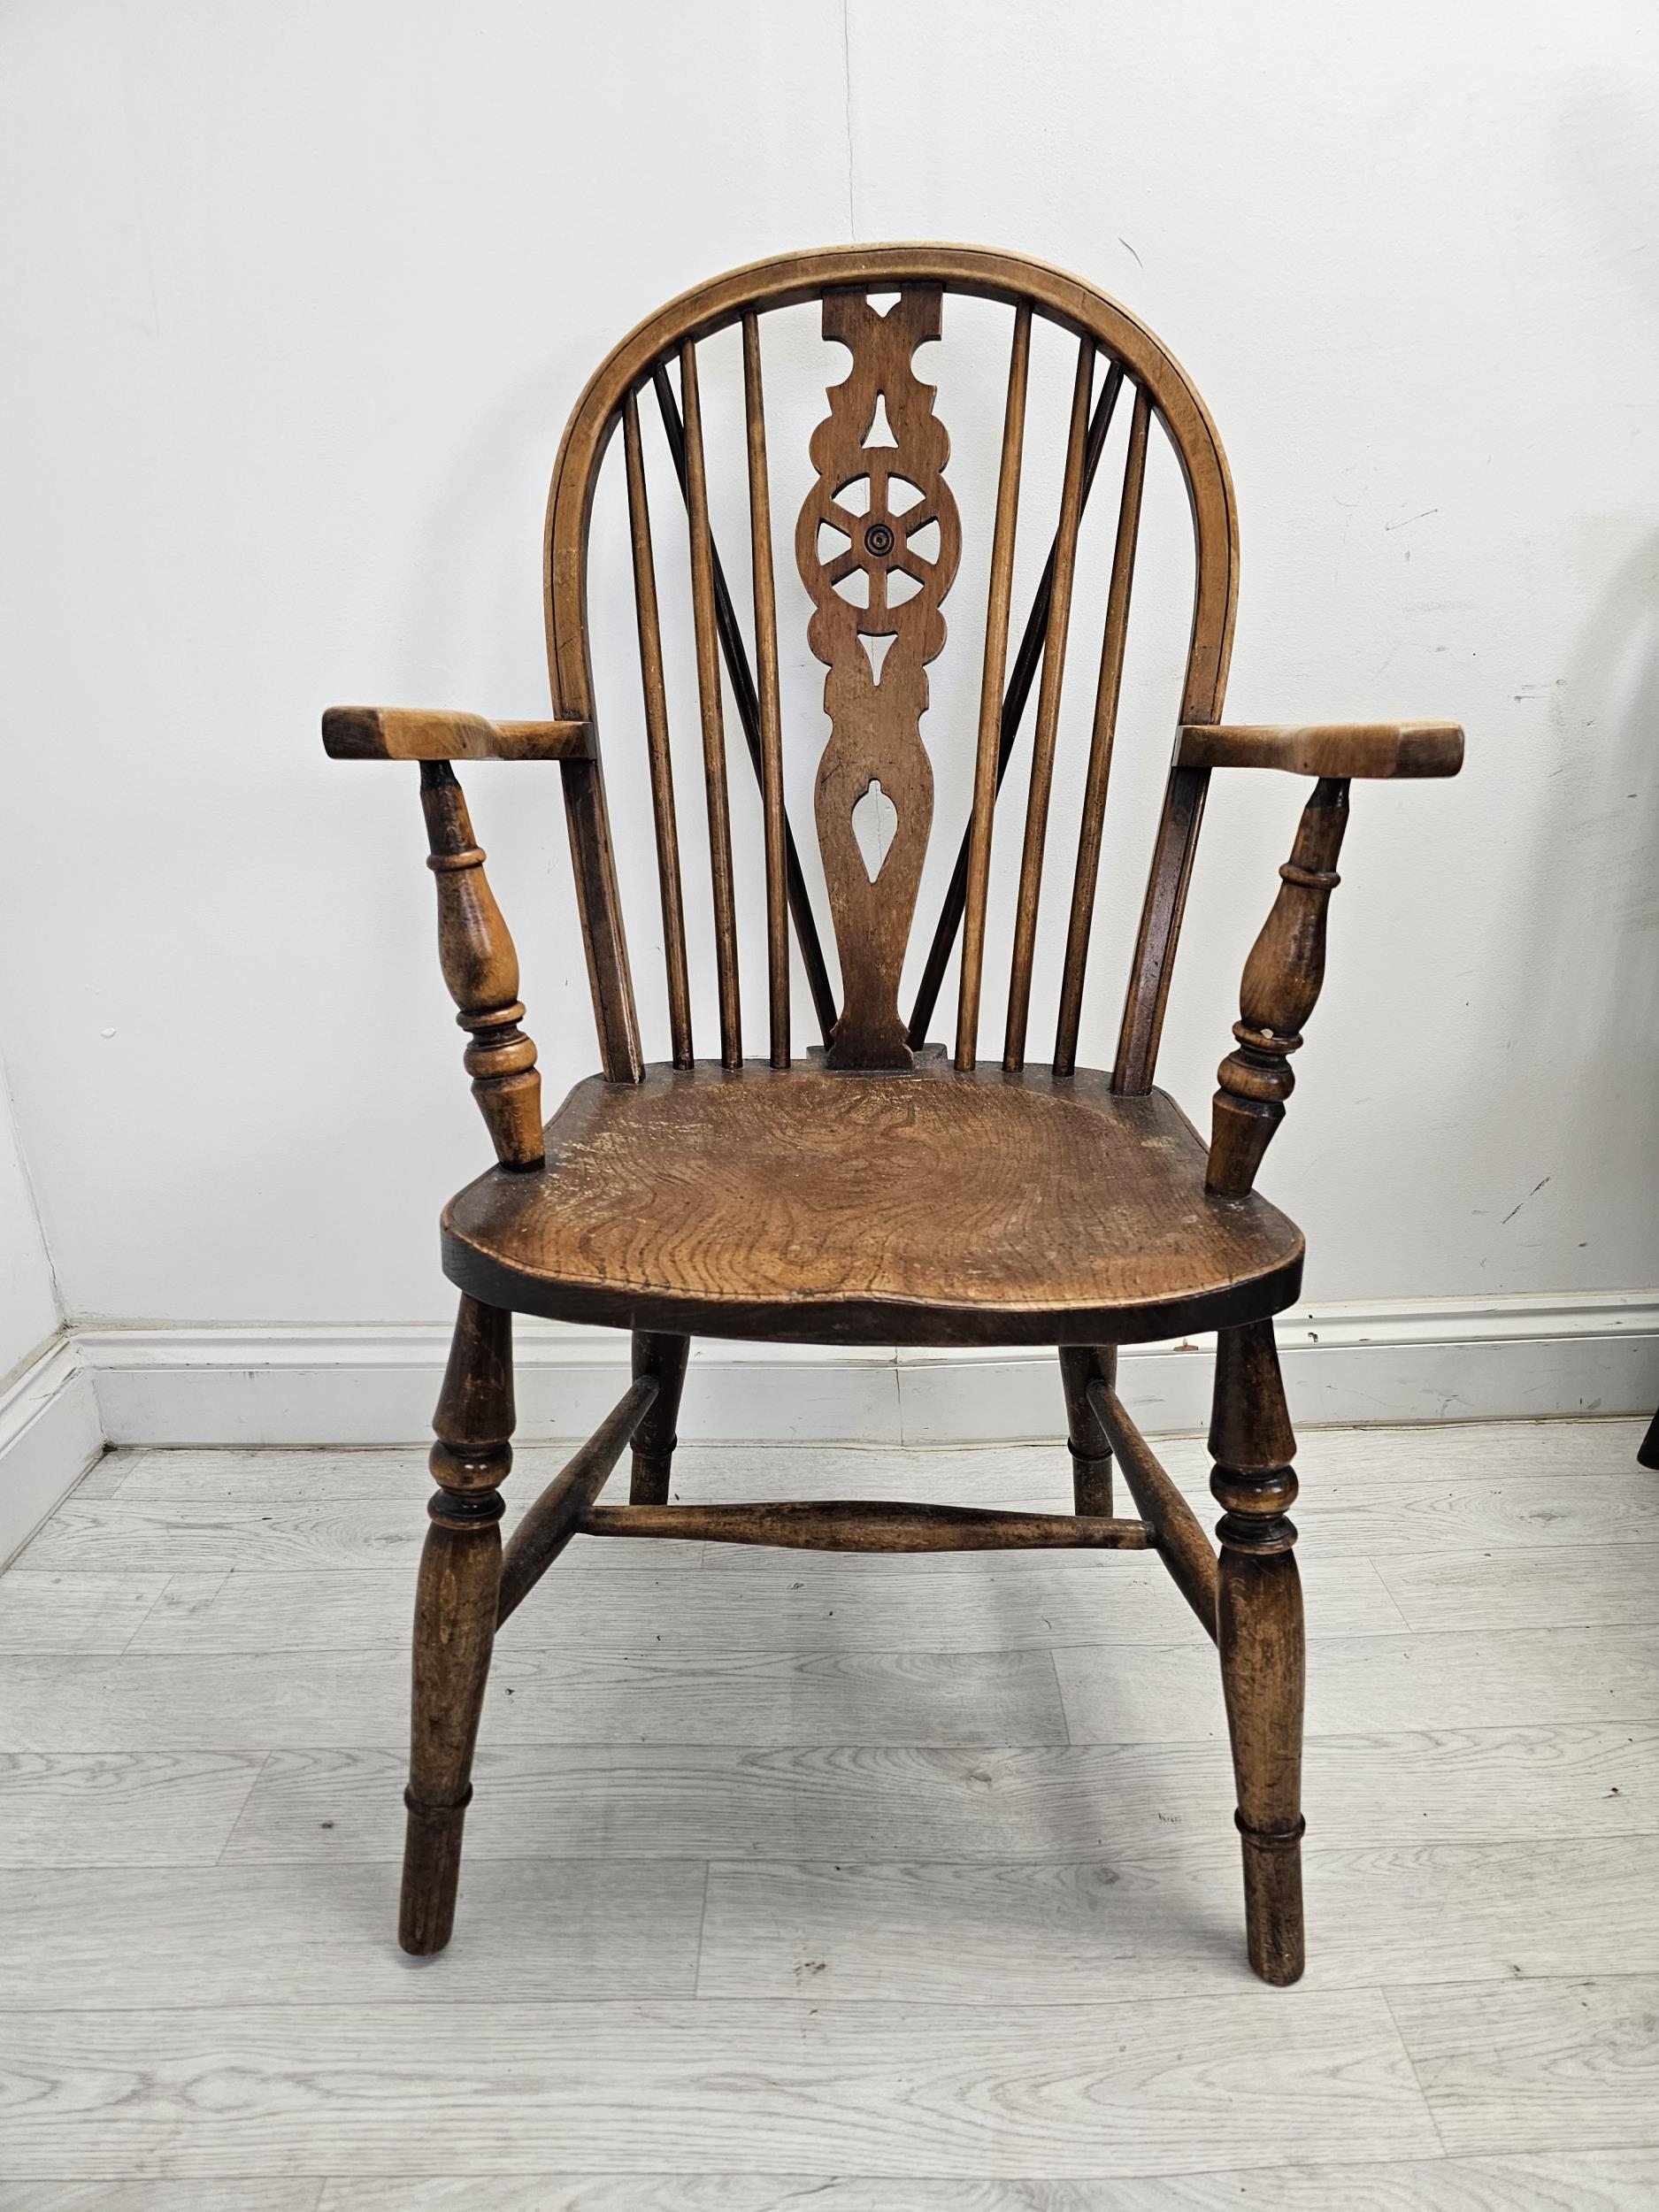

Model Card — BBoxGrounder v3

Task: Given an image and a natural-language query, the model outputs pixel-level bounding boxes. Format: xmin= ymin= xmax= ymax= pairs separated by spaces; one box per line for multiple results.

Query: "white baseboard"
xmin=73 ymin=1291 xmax=1659 ymax=1449
xmin=0 ymin=1335 xmax=106 ymax=1567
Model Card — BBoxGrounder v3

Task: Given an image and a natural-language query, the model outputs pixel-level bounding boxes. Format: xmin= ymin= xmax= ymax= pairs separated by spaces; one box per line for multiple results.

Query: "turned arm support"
xmin=1178 ymin=721 xmax=1463 ymax=780
xmin=1207 ymin=777 xmax=1349 ymax=1197
xmin=324 ymin=708 xmax=549 ymax=1170
xmin=1201 ymin=717 xmax=1463 ymax=1197
xmin=418 ymin=763 xmax=544 ymax=1171
xmin=323 ymin=705 xmax=591 ymax=763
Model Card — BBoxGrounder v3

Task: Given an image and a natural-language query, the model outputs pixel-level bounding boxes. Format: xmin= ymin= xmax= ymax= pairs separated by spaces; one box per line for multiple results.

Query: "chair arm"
xmin=323 ymin=705 xmax=591 ymax=762
xmin=1178 ymin=721 xmax=1463 ymax=780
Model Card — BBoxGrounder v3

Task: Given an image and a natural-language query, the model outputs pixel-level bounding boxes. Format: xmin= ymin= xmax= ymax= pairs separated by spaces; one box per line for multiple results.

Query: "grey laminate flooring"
xmin=1 ymin=1419 xmax=1655 ymax=2207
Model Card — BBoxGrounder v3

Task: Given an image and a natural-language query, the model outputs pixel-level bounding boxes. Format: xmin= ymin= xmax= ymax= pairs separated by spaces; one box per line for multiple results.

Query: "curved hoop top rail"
xmin=542 ymin=244 xmax=1240 ymax=1090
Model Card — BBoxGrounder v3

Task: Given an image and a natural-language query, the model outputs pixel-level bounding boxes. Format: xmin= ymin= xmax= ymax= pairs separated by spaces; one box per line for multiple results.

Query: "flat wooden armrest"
xmin=1177 ymin=722 xmax=1463 ymax=780
xmin=323 ymin=705 xmax=592 ymax=763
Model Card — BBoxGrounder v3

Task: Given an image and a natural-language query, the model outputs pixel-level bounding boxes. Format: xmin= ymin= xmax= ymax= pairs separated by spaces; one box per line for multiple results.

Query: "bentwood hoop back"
xmin=325 ymin=243 xmax=1463 ymax=1985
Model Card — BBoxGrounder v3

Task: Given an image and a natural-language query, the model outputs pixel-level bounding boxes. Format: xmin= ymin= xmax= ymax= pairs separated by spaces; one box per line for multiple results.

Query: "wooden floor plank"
xmin=0 ymin=1994 xmax=1439 ymax=2179
xmin=216 ymin=1722 xmax=1659 ymax=1866
xmin=695 ymin=1835 xmax=1659 ymax=2001
xmin=308 ymin=2148 xmax=1659 ymax=2208
xmin=104 ymin=1551 xmax=1403 ymax=1655
xmin=0 ymin=1860 xmax=705 ymax=2008
xmin=0 ymin=1572 xmax=170 ymax=1655
xmin=0 ymin=1750 xmax=267 ymax=1867
xmin=1374 ymin=1543 xmax=1659 ymax=1632
xmin=1056 ymin=1627 xmax=1659 ymax=1742
xmin=0 ymin=1644 xmax=1068 ymax=1753
xmin=12 ymin=1496 xmax=701 ymax=1578
xmin=0 ymin=2187 xmax=322 ymax=2212
xmin=1387 ymin=1974 xmax=1659 ymax=2155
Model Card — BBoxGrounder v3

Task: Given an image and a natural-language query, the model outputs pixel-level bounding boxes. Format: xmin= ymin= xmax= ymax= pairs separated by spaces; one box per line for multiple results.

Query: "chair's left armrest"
xmin=323 ymin=705 xmax=592 ymax=763
xmin=1178 ymin=721 xmax=1463 ymax=780
xmin=1201 ymin=722 xmax=1463 ymax=1197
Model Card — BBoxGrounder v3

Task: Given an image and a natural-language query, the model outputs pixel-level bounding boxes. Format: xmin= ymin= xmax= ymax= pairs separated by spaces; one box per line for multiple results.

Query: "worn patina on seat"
xmin=326 ymin=244 xmax=1462 ymax=1985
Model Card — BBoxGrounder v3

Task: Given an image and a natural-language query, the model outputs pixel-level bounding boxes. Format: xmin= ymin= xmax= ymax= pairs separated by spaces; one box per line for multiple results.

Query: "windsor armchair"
xmin=324 ymin=244 xmax=1462 ymax=1985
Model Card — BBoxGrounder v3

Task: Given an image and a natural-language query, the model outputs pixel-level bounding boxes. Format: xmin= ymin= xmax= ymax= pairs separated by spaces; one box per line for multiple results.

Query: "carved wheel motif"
xmin=795 ymin=288 xmax=962 ymax=1067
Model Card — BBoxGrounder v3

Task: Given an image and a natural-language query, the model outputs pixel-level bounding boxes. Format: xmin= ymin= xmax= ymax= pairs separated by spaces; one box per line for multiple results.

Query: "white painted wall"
xmin=0 ymin=0 xmax=1655 ymax=1340
xmin=0 ymin=1069 xmax=58 ymax=1384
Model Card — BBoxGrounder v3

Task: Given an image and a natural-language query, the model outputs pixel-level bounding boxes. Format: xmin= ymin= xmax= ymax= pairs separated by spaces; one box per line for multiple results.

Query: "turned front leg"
xmin=1058 ymin=1346 xmax=1116 ymax=1516
xmin=401 ymin=1294 xmax=516 ymax=1956
xmin=1210 ymin=1317 xmax=1304 ymax=1985
xmin=1208 ymin=776 xmax=1348 ymax=1196
xmin=629 ymin=1332 xmax=691 ymax=1505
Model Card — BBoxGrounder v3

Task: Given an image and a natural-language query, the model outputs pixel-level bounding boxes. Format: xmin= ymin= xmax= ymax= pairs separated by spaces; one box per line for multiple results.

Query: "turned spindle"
xmin=1207 ymin=776 xmax=1349 ymax=1196
xmin=1210 ymin=1317 xmax=1305 ymax=1985
xmin=419 ymin=762 xmax=544 ymax=1171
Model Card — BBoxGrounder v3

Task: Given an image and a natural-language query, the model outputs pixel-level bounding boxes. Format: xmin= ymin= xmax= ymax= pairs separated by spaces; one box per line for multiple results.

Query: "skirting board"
xmin=0 ymin=1335 xmax=107 ymax=1569
xmin=73 ymin=1291 xmax=1659 ymax=1449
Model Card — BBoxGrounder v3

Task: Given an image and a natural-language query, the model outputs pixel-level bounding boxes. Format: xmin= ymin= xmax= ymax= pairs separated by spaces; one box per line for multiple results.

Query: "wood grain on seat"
xmin=442 ymin=1060 xmax=1302 ymax=1347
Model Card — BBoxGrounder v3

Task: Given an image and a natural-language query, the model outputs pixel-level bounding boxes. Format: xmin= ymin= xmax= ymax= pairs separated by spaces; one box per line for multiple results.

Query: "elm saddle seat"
xmin=443 ymin=1061 xmax=1304 ymax=1346
xmin=324 ymin=242 xmax=1463 ymax=1987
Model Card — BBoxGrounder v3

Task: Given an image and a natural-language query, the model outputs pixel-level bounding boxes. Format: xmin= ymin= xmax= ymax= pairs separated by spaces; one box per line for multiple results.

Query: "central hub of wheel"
xmin=864 ymin=520 xmax=895 ymax=557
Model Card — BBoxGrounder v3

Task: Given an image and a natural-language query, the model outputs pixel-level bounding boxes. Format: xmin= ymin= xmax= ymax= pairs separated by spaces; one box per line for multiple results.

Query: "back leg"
xmin=630 ymin=1331 xmax=691 ymax=1504
xmin=1059 ymin=1345 xmax=1115 ymax=1515
xmin=400 ymin=1294 xmax=515 ymax=1956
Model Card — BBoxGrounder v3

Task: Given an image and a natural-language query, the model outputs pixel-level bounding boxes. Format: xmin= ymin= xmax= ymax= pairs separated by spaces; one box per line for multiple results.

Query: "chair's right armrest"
xmin=322 ymin=706 xmax=592 ymax=763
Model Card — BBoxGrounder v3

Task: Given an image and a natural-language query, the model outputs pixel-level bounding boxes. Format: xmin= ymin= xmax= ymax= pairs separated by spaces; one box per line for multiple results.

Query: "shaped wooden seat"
xmin=442 ymin=1062 xmax=1304 ymax=1347
xmin=326 ymin=243 xmax=1463 ymax=1986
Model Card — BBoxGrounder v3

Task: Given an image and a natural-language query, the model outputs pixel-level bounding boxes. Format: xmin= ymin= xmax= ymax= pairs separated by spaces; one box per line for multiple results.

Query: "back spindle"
xmin=906 ymin=360 xmax=1125 ymax=1049
xmin=418 ymin=763 xmax=544 ymax=1171
xmin=956 ymin=301 xmax=1033 ymax=1071
xmin=1004 ymin=334 xmax=1094 ymax=1071
xmin=742 ymin=311 xmax=790 ymax=1069
xmin=622 ymin=391 xmax=694 ymax=1070
xmin=678 ymin=340 xmax=743 ymax=1070
xmin=1054 ymin=385 xmax=1153 ymax=1077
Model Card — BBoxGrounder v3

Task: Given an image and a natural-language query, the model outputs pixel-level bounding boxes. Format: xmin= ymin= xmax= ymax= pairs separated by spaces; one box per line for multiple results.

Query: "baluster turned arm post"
xmin=1207 ymin=778 xmax=1348 ymax=1196
xmin=419 ymin=762 xmax=544 ymax=1172
xmin=1185 ymin=717 xmax=1463 ymax=1198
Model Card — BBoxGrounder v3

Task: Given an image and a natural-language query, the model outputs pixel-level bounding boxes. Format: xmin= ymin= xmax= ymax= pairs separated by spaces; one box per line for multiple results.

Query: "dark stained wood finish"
xmin=1179 ymin=721 xmax=1464 ymax=780
xmin=1058 ymin=1344 xmax=1115 ymax=1517
xmin=401 ymin=1294 xmax=514 ymax=1955
xmin=795 ymin=288 xmax=961 ymax=1069
xmin=906 ymin=360 xmax=1125 ymax=1048
xmin=495 ymin=1375 xmax=658 ymax=1625
xmin=622 ymin=390 xmax=694 ymax=1069
xmin=956 ymin=302 xmax=1031 ymax=1073
xmin=1090 ymin=1376 xmax=1218 ymax=1640
xmin=1210 ymin=1317 xmax=1305 ymax=1985
xmin=323 ymin=705 xmax=590 ymax=762
xmin=330 ymin=245 xmax=1462 ymax=1985
xmin=649 ymin=364 xmax=838 ymax=1047
xmin=629 ymin=1329 xmax=691 ymax=1505
xmin=442 ymin=1060 xmax=1303 ymax=1348
xmin=580 ymin=1500 xmax=1151 ymax=1551
xmin=1208 ymin=777 xmax=1349 ymax=1197
xmin=1003 ymin=335 xmax=1094 ymax=1072
xmin=1054 ymin=388 xmax=1152 ymax=1077
xmin=742 ymin=312 xmax=791 ymax=1070
xmin=419 ymin=764 xmax=544 ymax=1171
xmin=679 ymin=341 xmax=742 ymax=1071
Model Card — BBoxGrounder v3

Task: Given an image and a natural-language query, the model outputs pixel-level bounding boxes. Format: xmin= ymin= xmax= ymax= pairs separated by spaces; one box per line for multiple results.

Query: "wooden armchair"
xmin=325 ymin=245 xmax=1462 ymax=1985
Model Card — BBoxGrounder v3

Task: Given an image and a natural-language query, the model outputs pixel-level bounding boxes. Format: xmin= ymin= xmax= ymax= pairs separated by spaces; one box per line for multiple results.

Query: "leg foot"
xmin=1211 ymin=1318 xmax=1305 ymax=1985
xmin=1059 ymin=1345 xmax=1115 ymax=1516
xmin=400 ymin=1294 xmax=514 ymax=1956
xmin=630 ymin=1332 xmax=690 ymax=1505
